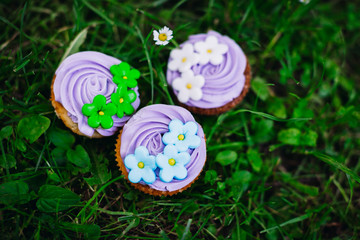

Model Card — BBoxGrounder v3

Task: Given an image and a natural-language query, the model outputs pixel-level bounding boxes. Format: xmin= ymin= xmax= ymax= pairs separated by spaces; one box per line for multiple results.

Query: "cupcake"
xmin=51 ymin=51 xmax=141 ymax=138
xmin=115 ymin=104 xmax=206 ymax=196
xmin=166 ymin=30 xmax=251 ymax=115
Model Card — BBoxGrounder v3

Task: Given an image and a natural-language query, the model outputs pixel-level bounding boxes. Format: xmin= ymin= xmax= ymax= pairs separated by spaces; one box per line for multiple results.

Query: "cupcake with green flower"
xmin=51 ymin=51 xmax=141 ymax=138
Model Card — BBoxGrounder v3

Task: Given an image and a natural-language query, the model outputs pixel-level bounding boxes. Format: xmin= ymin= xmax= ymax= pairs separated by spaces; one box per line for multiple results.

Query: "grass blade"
xmin=135 ymin=25 xmax=154 ymax=103
xmin=260 ymin=213 xmax=311 ymax=233
xmin=230 ymin=109 xmax=312 ymax=122
xmin=60 ymin=27 xmax=88 ymax=64
xmin=309 ymin=152 xmax=360 ymax=184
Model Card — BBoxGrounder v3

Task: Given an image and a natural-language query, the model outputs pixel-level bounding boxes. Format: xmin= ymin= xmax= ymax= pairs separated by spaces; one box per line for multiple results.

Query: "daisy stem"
xmin=135 ymin=25 xmax=154 ymax=103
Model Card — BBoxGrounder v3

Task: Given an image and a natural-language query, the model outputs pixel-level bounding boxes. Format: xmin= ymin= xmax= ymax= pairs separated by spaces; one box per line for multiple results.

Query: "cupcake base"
xmin=176 ymin=61 xmax=251 ymax=116
xmin=115 ymin=131 xmax=205 ymax=196
xmin=50 ymin=75 xmax=103 ymax=138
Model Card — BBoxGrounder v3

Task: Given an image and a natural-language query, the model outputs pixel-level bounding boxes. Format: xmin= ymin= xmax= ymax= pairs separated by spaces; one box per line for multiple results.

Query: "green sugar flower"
xmin=82 ymin=95 xmax=116 ymax=129
xmin=110 ymin=62 xmax=140 ymax=88
xmin=111 ymin=84 xmax=137 ymax=118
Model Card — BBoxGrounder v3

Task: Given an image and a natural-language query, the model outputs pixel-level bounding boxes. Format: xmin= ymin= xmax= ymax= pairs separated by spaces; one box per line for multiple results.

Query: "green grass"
xmin=1 ymin=0 xmax=360 ymax=239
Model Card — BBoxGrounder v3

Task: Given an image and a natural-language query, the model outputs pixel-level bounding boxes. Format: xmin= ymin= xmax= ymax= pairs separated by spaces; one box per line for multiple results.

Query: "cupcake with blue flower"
xmin=115 ymin=104 xmax=206 ymax=196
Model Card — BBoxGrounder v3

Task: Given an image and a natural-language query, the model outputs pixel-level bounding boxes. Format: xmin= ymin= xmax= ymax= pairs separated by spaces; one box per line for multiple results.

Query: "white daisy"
xmin=172 ymin=70 xmax=205 ymax=103
xmin=299 ymin=0 xmax=310 ymax=3
xmin=194 ymin=35 xmax=229 ymax=65
xmin=168 ymin=44 xmax=200 ymax=72
xmin=153 ymin=26 xmax=173 ymax=46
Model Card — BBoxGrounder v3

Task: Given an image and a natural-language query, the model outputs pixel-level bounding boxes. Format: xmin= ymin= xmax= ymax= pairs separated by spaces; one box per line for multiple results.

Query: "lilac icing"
xmin=54 ymin=51 xmax=140 ymax=137
xmin=120 ymin=104 xmax=206 ymax=192
xmin=166 ymin=30 xmax=247 ymax=108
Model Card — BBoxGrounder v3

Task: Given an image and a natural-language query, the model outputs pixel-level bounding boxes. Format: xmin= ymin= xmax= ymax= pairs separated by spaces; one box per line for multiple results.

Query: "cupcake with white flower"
xmin=167 ymin=31 xmax=251 ymax=115
xmin=115 ymin=104 xmax=206 ymax=196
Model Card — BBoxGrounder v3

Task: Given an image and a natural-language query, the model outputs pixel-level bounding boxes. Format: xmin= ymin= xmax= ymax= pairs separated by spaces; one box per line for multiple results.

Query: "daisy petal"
xmin=153 ymin=30 xmax=159 ymax=40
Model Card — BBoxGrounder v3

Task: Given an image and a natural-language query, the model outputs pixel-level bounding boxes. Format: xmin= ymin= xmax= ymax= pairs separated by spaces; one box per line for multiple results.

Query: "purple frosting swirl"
xmin=120 ymin=104 xmax=206 ymax=192
xmin=53 ymin=51 xmax=140 ymax=137
xmin=166 ymin=31 xmax=247 ymax=108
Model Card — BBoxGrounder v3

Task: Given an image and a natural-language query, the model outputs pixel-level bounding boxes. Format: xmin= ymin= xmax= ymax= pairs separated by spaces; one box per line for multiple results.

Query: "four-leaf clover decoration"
xmin=81 ymin=94 xmax=116 ymax=129
xmin=111 ymin=84 xmax=137 ymax=118
xmin=110 ymin=62 xmax=140 ymax=88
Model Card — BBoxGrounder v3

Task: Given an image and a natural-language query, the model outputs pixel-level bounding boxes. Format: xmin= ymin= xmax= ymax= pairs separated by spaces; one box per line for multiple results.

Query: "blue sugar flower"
xmin=124 ymin=146 xmax=156 ymax=184
xmin=162 ymin=119 xmax=201 ymax=152
xmin=156 ymin=145 xmax=191 ymax=183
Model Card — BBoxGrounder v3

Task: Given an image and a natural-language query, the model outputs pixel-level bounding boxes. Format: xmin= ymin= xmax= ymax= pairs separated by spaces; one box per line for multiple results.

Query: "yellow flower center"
xmin=98 ymin=111 xmax=105 ymax=116
xmin=168 ymin=158 xmax=176 ymax=166
xmin=178 ymin=134 xmax=185 ymax=141
xmin=119 ymin=98 xmax=124 ymax=104
xmin=123 ymin=76 xmax=128 ymax=80
xmin=159 ymin=33 xmax=167 ymax=41
xmin=137 ymin=162 xmax=144 ymax=169
xmin=186 ymin=83 xmax=192 ymax=89
xmin=181 ymin=57 xmax=187 ymax=63
xmin=207 ymin=49 xmax=212 ymax=53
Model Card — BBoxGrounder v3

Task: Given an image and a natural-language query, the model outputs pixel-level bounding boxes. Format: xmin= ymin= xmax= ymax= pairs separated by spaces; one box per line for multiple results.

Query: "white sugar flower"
xmin=153 ymin=26 xmax=173 ymax=45
xmin=194 ymin=35 xmax=229 ymax=65
xmin=168 ymin=44 xmax=200 ymax=72
xmin=172 ymin=70 xmax=205 ymax=103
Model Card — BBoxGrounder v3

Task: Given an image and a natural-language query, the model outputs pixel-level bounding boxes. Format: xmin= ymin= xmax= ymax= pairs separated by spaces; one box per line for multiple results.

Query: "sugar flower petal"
xmin=168 ymin=44 xmax=199 ymax=72
xmin=162 ymin=119 xmax=201 ymax=152
xmin=171 ymin=70 xmax=205 ymax=103
xmin=111 ymin=87 xmax=137 ymax=119
xmin=142 ymin=168 xmax=156 ymax=184
xmin=110 ymin=62 xmax=140 ymax=88
xmin=194 ymin=35 xmax=229 ymax=65
xmin=81 ymin=94 xmax=114 ymax=129
xmin=156 ymin=145 xmax=191 ymax=183
xmin=173 ymin=165 xmax=188 ymax=180
xmin=128 ymin=169 xmax=142 ymax=183
xmin=124 ymin=146 xmax=156 ymax=184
